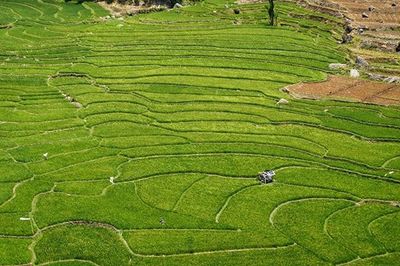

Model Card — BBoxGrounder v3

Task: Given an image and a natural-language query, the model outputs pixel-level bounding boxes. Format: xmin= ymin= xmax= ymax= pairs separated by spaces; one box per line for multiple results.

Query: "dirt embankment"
xmin=330 ymin=0 xmax=399 ymax=29
xmin=285 ymin=75 xmax=400 ymax=106
xmin=294 ymin=0 xmax=400 ymax=80
xmin=331 ymin=0 xmax=400 ymax=50
xmin=297 ymin=0 xmax=400 ymax=50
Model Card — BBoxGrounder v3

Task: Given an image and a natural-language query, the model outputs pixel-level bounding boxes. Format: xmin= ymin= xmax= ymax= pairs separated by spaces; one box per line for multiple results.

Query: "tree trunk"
xmin=268 ymin=0 xmax=275 ymax=26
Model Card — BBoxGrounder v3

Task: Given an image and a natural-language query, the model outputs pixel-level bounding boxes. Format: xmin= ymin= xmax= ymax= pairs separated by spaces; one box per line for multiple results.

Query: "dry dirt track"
xmin=286 ymin=76 xmax=400 ymax=106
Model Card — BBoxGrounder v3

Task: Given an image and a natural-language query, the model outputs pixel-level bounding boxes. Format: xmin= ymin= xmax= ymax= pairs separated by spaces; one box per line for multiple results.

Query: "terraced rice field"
xmin=0 ymin=0 xmax=400 ymax=265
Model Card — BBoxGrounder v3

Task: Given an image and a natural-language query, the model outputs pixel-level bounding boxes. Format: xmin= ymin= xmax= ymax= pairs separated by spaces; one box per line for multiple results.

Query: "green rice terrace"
xmin=0 ymin=0 xmax=400 ymax=265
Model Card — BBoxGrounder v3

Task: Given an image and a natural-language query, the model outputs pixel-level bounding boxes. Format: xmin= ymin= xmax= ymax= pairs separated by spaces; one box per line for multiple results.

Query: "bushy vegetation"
xmin=0 ymin=0 xmax=399 ymax=265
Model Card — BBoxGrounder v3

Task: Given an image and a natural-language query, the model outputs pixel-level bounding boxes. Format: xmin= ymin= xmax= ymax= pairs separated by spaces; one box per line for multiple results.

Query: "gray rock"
xmin=72 ymin=102 xmax=83 ymax=108
xmin=356 ymin=56 xmax=369 ymax=68
xmin=345 ymin=24 xmax=353 ymax=33
xmin=362 ymin=12 xmax=369 ymax=18
xmin=174 ymin=3 xmax=183 ymax=8
xmin=367 ymin=73 xmax=385 ymax=81
xmin=345 ymin=18 xmax=352 ymax=24
xmin=342 ymin=33 xmax=353 ymax=44
xmin=281 ymin=87 xmax=290 ymax=93
xmin=277 ymin=98 xmax=289 ymax=105
xmin=329 ymin=63 xmax=347 ymax=70
xmin=383 ymin=76 xmax=400 ymax=83
xmin=350 ymin=69 xmax=360 ymax=78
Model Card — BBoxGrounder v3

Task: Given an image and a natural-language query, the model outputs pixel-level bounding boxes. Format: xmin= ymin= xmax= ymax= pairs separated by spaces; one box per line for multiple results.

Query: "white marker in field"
xmin=43 ymin=153 xmax=48 ymax=160
xmin=19 ymin=217 xmax=31 ymax=221
xmin=109 ymin=176 xmax=115 ymax=184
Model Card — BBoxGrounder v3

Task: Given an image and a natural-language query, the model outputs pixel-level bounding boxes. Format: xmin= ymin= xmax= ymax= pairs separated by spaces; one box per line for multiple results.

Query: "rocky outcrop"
xmin=355 ymin=56 xmax=369 ymax=68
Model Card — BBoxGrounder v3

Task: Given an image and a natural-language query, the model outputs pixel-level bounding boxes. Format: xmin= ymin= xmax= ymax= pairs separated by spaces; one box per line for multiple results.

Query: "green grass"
xmin=0 ymin=0 xmax=399 ymax=265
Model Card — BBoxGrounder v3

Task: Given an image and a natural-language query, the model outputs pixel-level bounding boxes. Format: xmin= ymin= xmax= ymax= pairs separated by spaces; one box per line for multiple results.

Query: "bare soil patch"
xmin=285 ymin=75 xmax=400 ymax=106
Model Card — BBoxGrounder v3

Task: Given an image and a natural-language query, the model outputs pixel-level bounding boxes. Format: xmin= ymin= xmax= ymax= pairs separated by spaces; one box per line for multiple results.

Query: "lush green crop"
xmin=0 ymin=0 xmax=399 ymax=265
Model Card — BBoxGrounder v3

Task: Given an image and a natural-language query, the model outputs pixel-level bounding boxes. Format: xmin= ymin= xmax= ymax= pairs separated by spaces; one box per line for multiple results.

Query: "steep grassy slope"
xmin=0 ymin=0 xmax=399 ymax=265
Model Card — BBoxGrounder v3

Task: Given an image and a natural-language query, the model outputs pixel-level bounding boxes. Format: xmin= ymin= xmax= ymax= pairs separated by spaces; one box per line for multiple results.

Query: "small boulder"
xmin=362 ymin=12 xmax=369 ymax=18
xmin=233 ymin=9 xmax=240 ymax=14
xmin=342 ymin=33 xmax=353 ymax=44
xmin=281 ymin=87 xmax=290 ymax=93
xmin=72 ymin=102 xmax=83 ymax=108
xmin=396 ymin=43 xmax=400 ymax=53
xmin=277 ymin=98 xmax=289 ymax=105
xmin=356 ymin=56 xmax=369 ymax=68
xmin=367 ymin=73 xmax=385 ymax=81
xmin=345 ymin=18 xmax=352 ymax=24
xmin=368 ymin=6 xmax=375 ymax=12
xmin=350 ymin=69 xmax=360 ymax=78
xmin=174 ymin=3 xmax=183 ymax=8
xmin=392 ymin=3 xmax=397 ymax=7
xmin=329 ymin=63 xmax=347 ymax=70
xmin=383 ymin=76 xmax=400 ymax=83
xmin=345 ymin=24 xmax=353 ymax=33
